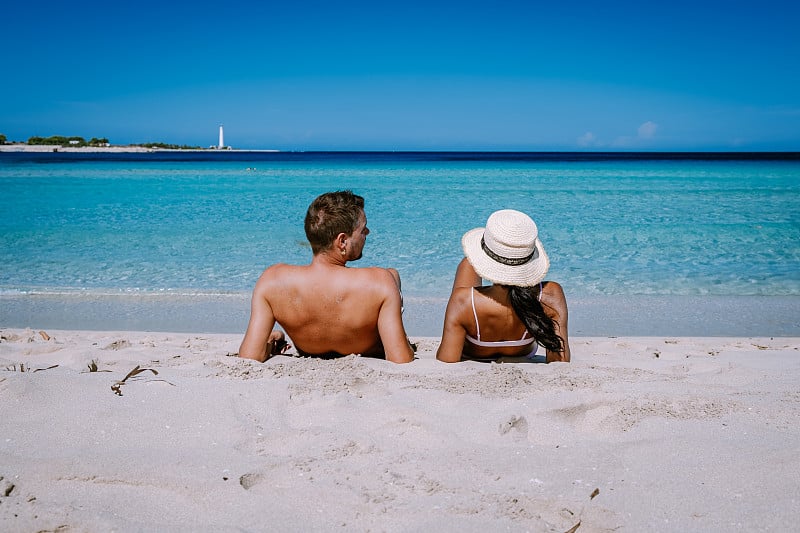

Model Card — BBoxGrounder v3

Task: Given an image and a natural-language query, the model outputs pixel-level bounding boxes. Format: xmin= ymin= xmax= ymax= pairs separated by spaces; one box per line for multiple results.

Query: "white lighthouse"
xmin=218 ymin=125 xmax=224 ymax=149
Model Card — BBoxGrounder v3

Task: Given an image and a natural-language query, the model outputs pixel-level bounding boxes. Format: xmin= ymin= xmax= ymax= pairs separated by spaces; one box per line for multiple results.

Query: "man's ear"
xmin=334 ymin=232 xmax=348 ymax=251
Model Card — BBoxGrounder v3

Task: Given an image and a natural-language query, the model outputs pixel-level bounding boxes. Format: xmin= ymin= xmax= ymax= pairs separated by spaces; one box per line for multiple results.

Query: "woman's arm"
xmin=542 ymin=281 xmax=571 ymax=363
xmin=438 ymin=259 xmax=478 ymax=362
xmin=452 ymin=258 xmax=482 ymax=289
xmin=436 ymin=288 xmax=469 ymax=362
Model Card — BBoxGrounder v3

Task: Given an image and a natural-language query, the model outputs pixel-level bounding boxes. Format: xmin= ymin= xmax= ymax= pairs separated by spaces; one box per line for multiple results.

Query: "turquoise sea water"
xmin=2 ymin=152 xmax=799 ymax=335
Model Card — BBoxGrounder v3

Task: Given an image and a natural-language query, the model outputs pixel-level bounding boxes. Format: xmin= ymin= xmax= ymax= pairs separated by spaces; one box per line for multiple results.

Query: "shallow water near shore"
xmin=2 ymin=292 xmax=798 ymax=336
xmin=2 ymin=151 xmax=799 ymax=335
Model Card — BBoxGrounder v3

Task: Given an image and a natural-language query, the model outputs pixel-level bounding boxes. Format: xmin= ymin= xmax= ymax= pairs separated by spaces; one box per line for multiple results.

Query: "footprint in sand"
xmin=239 ymin=472 xmax=264 ymax=490
xmin=499 ymin=415 xmax=529 ymax=440
xmin=1 ymin=476 xmax=15 ymax=498
xmin=103 ymin=339 xmax=132 ymax=351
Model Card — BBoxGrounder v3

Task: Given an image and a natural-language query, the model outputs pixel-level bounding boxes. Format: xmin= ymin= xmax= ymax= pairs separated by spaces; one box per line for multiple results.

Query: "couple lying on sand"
xmin=239 ymin=190 xmax=570 ymax=364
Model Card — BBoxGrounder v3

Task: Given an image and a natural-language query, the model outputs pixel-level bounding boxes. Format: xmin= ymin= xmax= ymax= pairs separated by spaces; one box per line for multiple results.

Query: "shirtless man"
xmin=239 ymin=190 xmax=415 ymax=363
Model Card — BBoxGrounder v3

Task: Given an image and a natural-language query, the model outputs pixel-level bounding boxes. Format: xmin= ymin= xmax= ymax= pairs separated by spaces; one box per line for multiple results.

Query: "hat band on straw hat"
xmin=481 ymin=236 xmax=537 ymax=266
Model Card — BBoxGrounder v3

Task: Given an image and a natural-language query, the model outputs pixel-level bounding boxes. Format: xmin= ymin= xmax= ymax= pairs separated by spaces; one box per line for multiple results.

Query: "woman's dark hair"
xmin=507 ymin=285 xmax=564 ymax=353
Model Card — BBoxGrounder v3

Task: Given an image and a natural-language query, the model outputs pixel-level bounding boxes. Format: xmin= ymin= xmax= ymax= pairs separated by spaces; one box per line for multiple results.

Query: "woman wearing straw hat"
xmin=437 ymin=209 xmax=570 ymax=363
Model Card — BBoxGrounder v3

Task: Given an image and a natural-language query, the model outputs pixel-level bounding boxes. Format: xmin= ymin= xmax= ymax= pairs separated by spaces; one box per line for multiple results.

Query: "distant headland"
xmin=0 ymin=133 xmax=257 ymax=153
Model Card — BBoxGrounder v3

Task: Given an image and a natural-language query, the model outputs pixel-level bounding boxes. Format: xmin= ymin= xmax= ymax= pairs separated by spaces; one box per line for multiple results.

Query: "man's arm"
xmin=376 ymin=269 xmax=414 ymax=363
xmin=239 ymin=276 xmax=279 ymax=362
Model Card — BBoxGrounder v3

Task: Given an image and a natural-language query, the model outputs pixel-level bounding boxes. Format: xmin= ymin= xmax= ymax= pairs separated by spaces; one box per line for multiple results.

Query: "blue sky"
xmin=2 ymin=0 xmax=798 ymax=150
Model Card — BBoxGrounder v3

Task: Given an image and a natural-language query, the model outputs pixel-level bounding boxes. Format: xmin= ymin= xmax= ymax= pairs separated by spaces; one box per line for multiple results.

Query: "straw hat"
xmin=461 ymin=209 xmax=549 ymax=286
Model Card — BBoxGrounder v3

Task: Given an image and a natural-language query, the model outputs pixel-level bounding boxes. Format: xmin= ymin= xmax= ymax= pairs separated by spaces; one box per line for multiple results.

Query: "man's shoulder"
xmin=349 ymin=265 xmax=392 ymax=274
xmin=262 ymin=262 xmax=295 ymax=273
xmin=338 ymin=267 xmax=400 ymax=298
xmin=257 ymin=263 xmax=307 ymax=284
xmin=348 ymin=265 xmax=397 ymax=283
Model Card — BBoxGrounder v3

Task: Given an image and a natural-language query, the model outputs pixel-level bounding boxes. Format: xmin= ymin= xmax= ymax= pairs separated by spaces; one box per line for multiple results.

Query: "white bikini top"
xmin=464 ymin=283 xmax=541 ymax=349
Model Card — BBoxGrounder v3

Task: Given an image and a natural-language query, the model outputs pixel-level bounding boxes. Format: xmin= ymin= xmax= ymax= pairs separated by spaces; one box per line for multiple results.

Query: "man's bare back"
xmin=239 ymin=191 xmax=414 ymax=364
xmin=253 ymin=261 xmax=405 ymax=357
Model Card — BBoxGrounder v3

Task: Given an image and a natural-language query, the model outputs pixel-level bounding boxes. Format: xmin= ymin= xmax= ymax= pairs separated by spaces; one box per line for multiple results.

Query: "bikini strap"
xmin=470 ymin=287 xmax=481 ymax=341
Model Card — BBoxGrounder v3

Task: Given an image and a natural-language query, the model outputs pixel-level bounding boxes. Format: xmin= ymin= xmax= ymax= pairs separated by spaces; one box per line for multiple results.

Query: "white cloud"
xmin=577 ymin=131 xmax=598 ymax=147
xmin=637 ymin=121 xmax=658 ymax=139
xmin=579 ymin=122 xmax=659 ymax=149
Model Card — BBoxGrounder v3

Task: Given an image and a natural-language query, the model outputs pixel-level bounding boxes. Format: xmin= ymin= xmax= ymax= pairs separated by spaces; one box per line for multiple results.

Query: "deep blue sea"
xmin=2 ymin=151 xmax=799 ymax=336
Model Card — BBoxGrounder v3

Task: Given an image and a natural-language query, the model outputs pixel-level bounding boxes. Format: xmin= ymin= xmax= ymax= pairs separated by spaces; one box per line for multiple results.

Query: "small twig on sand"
xmin=84 ymin=359 xmax=112 ymax=373
xmin=563 ymin=488 xmax=600 ymax=533
xmin=111 ymin=365 xmax=173 ymax=396
xmin=3 ymin=363 xmax=59 ymax=373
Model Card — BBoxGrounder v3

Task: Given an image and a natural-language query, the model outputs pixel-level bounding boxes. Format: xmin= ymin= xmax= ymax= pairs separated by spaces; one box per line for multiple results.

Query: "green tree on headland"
xmin=0 ymin=133 xmax=7 ymax=144
xmin=21 ymin=135 xmax=203 ymax=149
xmin=27 ymin=135 xmax=88 ymax=146
xmin=135 ymin=142 xmax=201 ymax=150
xmin=25 ymin=135 xmax=112 ymax=147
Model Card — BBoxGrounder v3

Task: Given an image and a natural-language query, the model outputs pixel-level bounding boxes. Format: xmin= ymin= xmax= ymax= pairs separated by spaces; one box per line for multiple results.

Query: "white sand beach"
xmin=1 ymin=328 xmax=798 ymax=532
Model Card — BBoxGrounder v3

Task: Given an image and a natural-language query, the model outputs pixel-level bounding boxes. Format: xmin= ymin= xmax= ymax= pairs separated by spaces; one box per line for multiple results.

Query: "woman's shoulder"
xmin=540 ymin=280 xmax=568 ymax=311
xmin=445 ymin=286 xmax=476 ymax=312
xmin=541 ymin=280 xmax=565 ymax=295
xmin=448 ymin=285 xmax=475 ymax=303
xmin=442 ymin=286 xmax=476 ymax=330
